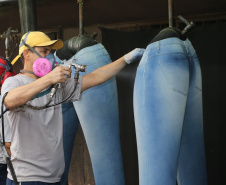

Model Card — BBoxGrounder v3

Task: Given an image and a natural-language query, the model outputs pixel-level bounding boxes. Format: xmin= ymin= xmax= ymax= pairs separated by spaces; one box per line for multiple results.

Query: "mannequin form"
xmin=56 ymin=34 xmax=98 ymax=60
xmin=150 ymin=27 xmax=186 ymax=44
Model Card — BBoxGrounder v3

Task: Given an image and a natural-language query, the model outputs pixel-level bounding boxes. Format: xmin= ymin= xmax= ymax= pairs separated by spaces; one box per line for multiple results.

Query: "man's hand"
xmin=124 ymin=48 xmax=145 ymax=64
xmin=46 ymin=66 xmax=72 ymax=84
xmin=3 ymin=66 xmax=72 ymax=109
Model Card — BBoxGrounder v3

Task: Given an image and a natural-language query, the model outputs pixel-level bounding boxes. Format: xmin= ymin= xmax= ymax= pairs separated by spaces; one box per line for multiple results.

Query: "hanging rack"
xmin=77 ymin=0 xmax=84 ymax=35
xmin=0 ymin=27 xmax=19 ymax=61
xmin=168 ymin=0 xmax=195 ymax=34
xmin=168 ymin=0 xmax=174 ymax=27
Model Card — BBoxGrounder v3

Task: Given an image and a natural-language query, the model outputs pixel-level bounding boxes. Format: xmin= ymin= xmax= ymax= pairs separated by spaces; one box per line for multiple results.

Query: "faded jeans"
xmin=59 ymin=44 xmax=125 ymax=185
xmin=133 ymin=38 xmax=208 ymax=185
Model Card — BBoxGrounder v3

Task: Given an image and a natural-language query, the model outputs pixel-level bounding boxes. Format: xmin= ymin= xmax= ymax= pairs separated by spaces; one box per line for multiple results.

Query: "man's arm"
xmin=81 ymin=48 xmax=145 ymax=92
xmin=3 ymin=66 xmax=71 ymax=109
xmin=82 ymin=56 xmax=126 ymax=92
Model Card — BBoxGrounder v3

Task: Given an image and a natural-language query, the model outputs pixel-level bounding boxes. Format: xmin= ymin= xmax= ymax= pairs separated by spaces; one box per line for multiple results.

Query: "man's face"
xmin=29 ymin=46 xmax=52 ymax=63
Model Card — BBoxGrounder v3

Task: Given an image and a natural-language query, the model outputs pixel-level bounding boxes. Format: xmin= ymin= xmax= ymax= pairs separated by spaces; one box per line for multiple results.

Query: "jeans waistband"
xmin=73 ymin=43 xmax=106 ymax=57
xmin=146 ymin=37 xmax=195 ymax=56
xmin=71 ymin=43 xmax=109 ymax=65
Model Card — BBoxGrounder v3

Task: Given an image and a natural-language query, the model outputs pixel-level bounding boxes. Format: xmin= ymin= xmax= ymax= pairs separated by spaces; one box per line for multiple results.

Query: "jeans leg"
xmin=71 ymin=44 xmax=125 ymax=185
xmin=60 ymin=102 xmax=79 ymax=185
xmin=6 ymin=178 xmax=13 ymax=185
xmin=0 ymin=164 xmax=7 ymax=185
xmin=73 ymin=79 xmax=125 ymax=185
xmin=177 ymin=53 xmax=208 ymax=185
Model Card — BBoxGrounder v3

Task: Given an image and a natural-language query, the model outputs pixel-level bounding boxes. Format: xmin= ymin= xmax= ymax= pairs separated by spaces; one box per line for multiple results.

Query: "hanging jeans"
xmin=59 ymin=44 xmax=125 ymax=185
xmin=133 ymin=38 xmax=207 ymax=185
xmin=60 ymin=102 xmax=79 ymax=185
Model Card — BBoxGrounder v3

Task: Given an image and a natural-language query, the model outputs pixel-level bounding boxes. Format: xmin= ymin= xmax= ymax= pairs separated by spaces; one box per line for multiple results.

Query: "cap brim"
xmin=35 ymin=40 xmax=64 ymax=49
xmin=11 ymin=55 xmax=21 ymax=65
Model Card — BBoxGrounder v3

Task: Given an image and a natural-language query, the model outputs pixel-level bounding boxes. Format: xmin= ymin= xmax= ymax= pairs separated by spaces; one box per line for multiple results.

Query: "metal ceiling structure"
xmin=0 ymin=0 xmax=226 ymax=33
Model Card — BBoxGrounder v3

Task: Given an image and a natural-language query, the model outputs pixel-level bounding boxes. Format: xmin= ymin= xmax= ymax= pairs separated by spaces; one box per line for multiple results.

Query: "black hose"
xmin=0 ymin=70 xmax=80 ymax=185
xmin=23 ymin=71 xmax=80 ymax=110
xmin=1 ymin=92 xmax=9 ymax=145
xmin=1 ymin=92 xmax=18 ymax=185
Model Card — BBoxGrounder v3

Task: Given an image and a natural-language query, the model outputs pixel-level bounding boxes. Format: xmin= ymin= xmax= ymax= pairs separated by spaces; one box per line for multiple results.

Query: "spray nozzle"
xmin=61 ymin=59 xmax=86 ymax=72
xmin=69 ymin=63 xmax=86 ymax=72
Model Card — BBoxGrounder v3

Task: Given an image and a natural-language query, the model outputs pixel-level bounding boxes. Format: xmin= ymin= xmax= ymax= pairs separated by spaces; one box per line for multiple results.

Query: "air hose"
xmin=23 ymin=68 xmax=80 ymax=110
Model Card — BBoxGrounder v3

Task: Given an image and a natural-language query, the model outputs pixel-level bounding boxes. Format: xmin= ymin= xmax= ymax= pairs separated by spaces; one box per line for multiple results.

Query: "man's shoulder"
xmin=4 ymin=74 xmax=34 ymax=85
xmin=5 ymin=74 xmax=22 ymax=81
xmin=8 ymin=74 xmax=29 ymax=80
xmin=1 ymin=75 xmax=29 ymax=94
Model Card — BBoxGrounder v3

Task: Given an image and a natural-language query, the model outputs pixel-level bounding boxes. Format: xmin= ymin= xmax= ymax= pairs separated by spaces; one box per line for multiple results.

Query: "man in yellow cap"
xmin=1 ymin=31 xmax=144 ymax=185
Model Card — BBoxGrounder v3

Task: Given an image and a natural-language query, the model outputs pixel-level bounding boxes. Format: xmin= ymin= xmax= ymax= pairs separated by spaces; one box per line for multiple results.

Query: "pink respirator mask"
xmin=32 ymin=53 xmax=56 ymax=77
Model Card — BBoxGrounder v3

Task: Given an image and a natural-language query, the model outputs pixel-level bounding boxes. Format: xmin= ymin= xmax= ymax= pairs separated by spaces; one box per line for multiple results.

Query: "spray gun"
xmin=60 ymin=58 xmax=86 ymax=72
xmin=49 ymin=59 xmax=86 ymax=101
xmin=21 ymin=60 xmax=86 ymax=110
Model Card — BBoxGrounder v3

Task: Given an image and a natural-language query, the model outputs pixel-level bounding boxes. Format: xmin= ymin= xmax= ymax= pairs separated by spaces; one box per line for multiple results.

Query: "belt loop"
xmin=184 ymin=40 xmax=190 ymax=56
xmin=157 ymin=41 xmax=160 ymax=53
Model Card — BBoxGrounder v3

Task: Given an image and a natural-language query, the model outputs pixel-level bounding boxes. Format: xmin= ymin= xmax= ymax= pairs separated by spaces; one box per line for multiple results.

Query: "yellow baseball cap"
xmin=11 ymin=31 xmax=64 ymax=65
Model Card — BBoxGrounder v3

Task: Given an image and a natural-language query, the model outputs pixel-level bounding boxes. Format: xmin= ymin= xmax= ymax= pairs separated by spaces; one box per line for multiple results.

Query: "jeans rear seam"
xmin=103 ymin=85 xmax=116 ymax=185
xmin=176 ymin=94 xmax=188 ymax=185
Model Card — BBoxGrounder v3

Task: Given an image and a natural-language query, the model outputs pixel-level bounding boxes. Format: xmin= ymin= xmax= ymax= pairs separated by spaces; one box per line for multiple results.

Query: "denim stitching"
xmin=144 ymin=48 xmax=187 ymax=59
xmin=195 ymin=86 xmax=202 ymax=91
xmin=148 ymin=38 xmax=184 ymax=49
xmin=158 ymin=59 xmax=188 ymax=96
xmin=157 ymin=41 xmax=160 ymax=53
xmin=194 ymin=60 xmax=203 ymax=92
xmin=102 ymin=81 xmax=117 ymax=185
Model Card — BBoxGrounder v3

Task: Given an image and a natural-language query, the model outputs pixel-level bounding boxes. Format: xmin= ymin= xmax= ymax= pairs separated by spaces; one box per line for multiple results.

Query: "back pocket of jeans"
xmin=158 ymin=58 xmax=189 ymax=96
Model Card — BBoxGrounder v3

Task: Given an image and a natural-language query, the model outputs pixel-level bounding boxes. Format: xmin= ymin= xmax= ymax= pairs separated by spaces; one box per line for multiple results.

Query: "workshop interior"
xmin=0 ymin=0 xmax=226 ymax=185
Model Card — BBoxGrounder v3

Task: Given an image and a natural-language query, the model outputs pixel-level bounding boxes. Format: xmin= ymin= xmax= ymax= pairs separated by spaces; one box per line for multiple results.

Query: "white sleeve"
xmin=62 ymin=77 xmax=83 ymax=102
xmin=1 ymin=76 xmax=22 ymax=98
xmin=0 ymin=95 xmax=11 ymax=143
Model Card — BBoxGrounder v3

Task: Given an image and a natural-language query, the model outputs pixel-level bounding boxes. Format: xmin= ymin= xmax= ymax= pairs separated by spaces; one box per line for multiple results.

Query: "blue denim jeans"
xmin=134 ymin=38 xmax=207 ymax=185
xmin=60 ymin=44 xmax=125 ymax=185
xmin=60 ymin=102 xmax=79 ymax=185
xmin=0 ymin=164 xmax=7 ymax=185
xmin=6 ymin=178 xmax=60 ymax=185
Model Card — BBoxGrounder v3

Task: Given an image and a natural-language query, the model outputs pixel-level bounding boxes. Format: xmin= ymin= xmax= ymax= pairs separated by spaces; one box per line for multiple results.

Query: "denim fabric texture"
xmin=0 ymin=164 xmax=7 ymax=185
xmin=60 ymin=44 xmax=125 ymax=185
xmin=60 ymin=102 xmax=79 ymax=185
xmin=134 ymin=38 xmax=207 ymax=185
xmin=6 ymin=178 xmax=60 ymax=185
